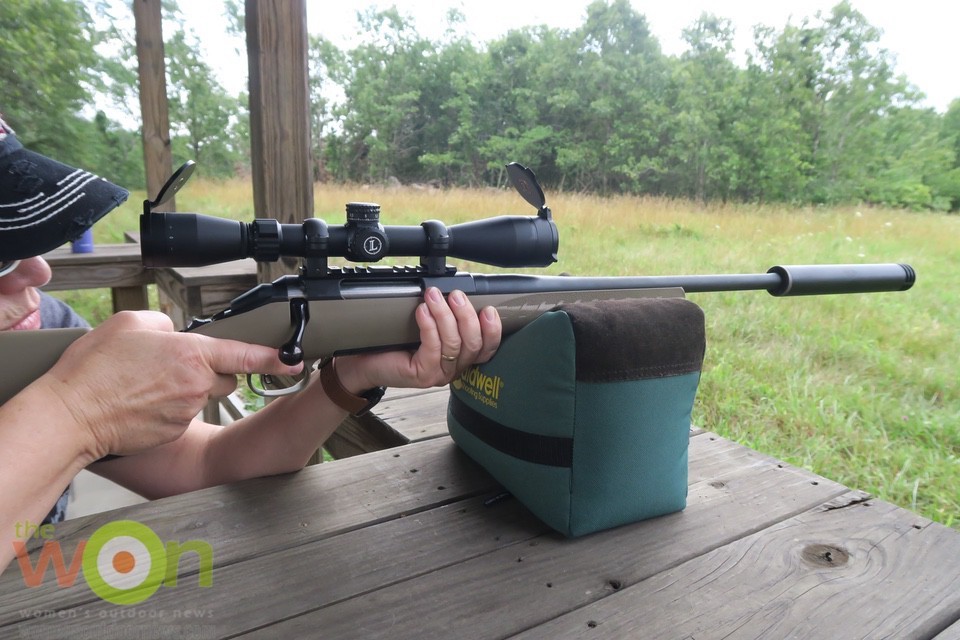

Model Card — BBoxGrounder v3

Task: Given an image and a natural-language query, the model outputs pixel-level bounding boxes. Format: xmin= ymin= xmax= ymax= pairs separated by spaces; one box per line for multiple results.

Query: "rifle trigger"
xmin=279 ymin=298 xmax=309 ymax=366
xmin=246 ymin=364 xmax=314 ymax=398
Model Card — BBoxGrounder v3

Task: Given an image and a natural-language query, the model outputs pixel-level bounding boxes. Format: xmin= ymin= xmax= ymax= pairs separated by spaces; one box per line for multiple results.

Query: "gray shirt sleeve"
xmin=39 ymin=292 xmax=90 ymax=329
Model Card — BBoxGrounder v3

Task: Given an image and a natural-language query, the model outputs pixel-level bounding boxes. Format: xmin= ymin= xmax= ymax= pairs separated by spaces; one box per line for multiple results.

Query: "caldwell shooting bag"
xmin=448 ymin=297 xmax=705 ymax=537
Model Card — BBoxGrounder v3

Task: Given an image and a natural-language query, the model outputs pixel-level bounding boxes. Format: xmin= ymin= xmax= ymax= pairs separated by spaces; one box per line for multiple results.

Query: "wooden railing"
xmin=42 ymin=244 xmax=153 ymax=312
xmin=43 ymin=242 xmax=259 ymax=322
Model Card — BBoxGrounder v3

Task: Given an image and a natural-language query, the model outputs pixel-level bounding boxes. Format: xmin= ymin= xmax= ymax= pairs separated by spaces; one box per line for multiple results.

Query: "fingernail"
xmin=426 ymin=287 xmax=442 ymax=303
xmin=482 ymin=307 xmax=498 ymax=321
xmin=450 ymin=290 xmax=466 ymax=306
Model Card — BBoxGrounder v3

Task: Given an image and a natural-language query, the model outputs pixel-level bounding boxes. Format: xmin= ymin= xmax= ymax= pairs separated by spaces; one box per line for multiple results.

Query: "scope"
xmin=140 ymin=205 xmax=558 ymax=270
xmin=139 ymin=161 xmax=559 ymax=274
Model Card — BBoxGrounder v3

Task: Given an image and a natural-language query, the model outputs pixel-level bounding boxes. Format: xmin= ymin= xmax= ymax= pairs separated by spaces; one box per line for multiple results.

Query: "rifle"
xmin=141 ymin=161 xmax=915 ymax=396
xmin=0 ymin=162 xmax=915 ymax=403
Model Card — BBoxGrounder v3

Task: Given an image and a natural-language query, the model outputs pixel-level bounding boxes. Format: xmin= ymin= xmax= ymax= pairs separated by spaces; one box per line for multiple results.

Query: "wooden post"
xmin=245 ymin=0 xmax=317 ymax=452
xmin=133 ymin=0 xmax=174 ymax=210
xmin=134 ymin=0 xmax=182 ymax=333
xmin=245 ymin=0 xmax=313 ymax=283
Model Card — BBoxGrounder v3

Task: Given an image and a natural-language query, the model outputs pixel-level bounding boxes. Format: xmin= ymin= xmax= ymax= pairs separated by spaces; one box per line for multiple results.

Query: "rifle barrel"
xmin=472 ymin=263 xmax=915 ymax=297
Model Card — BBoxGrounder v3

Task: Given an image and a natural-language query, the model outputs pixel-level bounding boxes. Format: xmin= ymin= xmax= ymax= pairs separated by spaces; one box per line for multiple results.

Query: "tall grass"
xmin=74 ymin=180 xmax=959 ymax=527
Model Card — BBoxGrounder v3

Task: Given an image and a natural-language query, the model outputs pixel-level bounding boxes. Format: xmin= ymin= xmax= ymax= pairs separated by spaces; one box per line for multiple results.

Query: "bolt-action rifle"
xmin=0 ymin=161 xmax=915 ymax=403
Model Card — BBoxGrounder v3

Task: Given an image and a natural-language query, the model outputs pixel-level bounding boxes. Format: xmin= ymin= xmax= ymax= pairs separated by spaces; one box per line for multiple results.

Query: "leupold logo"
xmin=13 ymin=519 xmax=213 ymax=605
xmin=452 ymin=367 xmax=504 ymax=408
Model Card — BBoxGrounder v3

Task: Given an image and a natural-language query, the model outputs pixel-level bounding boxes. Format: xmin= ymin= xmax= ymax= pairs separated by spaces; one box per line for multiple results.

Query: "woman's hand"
xmin=334 ymin=288 xmax=501 ymax=393
xmin=35 ymin=310 xmax=303 ymax=458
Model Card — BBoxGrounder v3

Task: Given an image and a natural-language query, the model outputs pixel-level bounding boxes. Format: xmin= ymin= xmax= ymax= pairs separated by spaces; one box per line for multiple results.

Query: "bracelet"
xmin=318 ymin=357 xmax=386 ymax=416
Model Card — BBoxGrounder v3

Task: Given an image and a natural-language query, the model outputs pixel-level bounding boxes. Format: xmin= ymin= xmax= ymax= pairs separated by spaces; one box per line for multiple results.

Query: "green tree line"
xmin=3 ymin=0 xmax=960 ymax=210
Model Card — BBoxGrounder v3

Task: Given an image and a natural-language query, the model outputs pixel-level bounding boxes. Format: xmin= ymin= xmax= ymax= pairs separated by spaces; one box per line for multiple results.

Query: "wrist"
xmin=319 ymin=357 xmax=385 ymax=417
xmin=330 ymin=356 xmax=376 ymax=396
xmin=9 ymin=379 xmax=104 ymax=467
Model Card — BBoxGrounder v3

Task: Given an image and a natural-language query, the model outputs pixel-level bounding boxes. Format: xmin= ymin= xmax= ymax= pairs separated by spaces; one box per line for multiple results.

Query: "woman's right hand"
xmin=36 ymin=310 xmax=303 ymax=458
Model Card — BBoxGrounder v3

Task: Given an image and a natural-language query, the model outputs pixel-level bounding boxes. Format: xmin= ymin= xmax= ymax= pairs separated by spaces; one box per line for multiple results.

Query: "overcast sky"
xmin=178 ymin=0 xmax=958 ymax=113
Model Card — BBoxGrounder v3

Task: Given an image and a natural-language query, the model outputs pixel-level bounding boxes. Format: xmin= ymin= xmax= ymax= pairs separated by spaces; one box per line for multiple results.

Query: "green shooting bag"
xmin=447 ymin=297 xmax=706 ymax=537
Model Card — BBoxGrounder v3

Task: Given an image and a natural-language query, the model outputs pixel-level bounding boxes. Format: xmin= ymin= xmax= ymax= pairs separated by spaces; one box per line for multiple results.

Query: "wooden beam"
xmin=133 ymin=0 xmax=175 ymax=210
xmin=245 ymin=0 xmax=313 ymax=283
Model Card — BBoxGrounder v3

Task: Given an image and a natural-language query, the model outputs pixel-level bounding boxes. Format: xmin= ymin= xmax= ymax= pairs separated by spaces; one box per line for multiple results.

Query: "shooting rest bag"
xmin=447 ymin=297 xmax=705 ymax=537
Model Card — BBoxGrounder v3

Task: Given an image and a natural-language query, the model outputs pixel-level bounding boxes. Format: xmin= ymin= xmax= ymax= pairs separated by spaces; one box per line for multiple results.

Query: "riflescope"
xmin=140 ymin=205 xmax=558 ymax=269
xmin=140 ymin=161 xmax=558 ymax=270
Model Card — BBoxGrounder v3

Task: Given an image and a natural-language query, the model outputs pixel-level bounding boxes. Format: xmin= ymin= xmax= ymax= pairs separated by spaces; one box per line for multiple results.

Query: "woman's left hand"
xmin=333 ymin=288 xmax=501 ymax=393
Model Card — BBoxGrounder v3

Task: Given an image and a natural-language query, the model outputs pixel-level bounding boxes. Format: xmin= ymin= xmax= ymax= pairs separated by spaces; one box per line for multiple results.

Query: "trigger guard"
xmin=247 ymin=360 xmax=316 ymax=398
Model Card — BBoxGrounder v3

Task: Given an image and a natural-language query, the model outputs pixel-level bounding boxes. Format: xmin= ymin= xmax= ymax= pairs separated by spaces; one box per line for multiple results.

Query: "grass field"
xmin=58 ymin=179 xmax=959 ymax=528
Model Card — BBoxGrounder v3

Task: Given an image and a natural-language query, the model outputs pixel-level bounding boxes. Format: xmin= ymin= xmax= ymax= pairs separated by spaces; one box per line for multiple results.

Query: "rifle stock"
xmin=188 ymin=282 xmax=687 ymax=356
xmin=0 ymin=328 xmax=89 ymax=405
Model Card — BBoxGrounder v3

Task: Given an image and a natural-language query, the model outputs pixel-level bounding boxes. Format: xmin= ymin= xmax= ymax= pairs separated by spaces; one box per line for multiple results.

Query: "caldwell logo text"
xmin=12 ymin=519 xmax=213 ymax=605
xmin=452 ymin=367 xmax=504 ymax=408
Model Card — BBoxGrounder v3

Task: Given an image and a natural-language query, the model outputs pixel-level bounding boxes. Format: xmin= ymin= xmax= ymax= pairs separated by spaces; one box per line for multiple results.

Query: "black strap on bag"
xmin=449 ymin=395 xmax=573 ymax=467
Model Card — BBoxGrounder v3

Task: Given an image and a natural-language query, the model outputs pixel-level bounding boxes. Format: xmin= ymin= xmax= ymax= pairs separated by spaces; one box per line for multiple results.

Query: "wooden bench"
xmin=326 ymin=387 xmax=451 ymax=458
xmin=4 ymin=419 xmax=959 ymax=638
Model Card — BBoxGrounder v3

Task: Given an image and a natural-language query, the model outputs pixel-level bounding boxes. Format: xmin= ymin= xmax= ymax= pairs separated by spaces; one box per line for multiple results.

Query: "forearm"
xmin=91 ymin=373 xmax=353 ymax=498
xmin=199 ymin=374 xmax=350 ymax=485
xmin=0 ymin=385 xmax=99 ymax=574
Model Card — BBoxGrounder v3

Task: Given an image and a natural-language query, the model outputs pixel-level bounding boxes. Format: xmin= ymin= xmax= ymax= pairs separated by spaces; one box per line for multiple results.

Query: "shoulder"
xmin=39 ymin=292 xmax=90 ymax=329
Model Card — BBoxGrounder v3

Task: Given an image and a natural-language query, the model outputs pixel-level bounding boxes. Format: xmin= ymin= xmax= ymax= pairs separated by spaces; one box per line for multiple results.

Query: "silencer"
xmin=766 ymin=264 xmax=916 ymax=296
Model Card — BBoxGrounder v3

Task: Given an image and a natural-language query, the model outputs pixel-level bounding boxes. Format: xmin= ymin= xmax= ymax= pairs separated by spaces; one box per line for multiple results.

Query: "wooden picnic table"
xmin=2 ymin=388 xmax=959 ymax=639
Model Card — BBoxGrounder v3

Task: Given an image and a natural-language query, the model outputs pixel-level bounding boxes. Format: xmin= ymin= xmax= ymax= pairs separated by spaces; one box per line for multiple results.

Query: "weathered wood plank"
xmin=110 ymin=285 xmax=151 ymax=311
xmin=935 ymin=619 xmax=960 ymax=640
xmin=6 ymin=434 xmax=819 ymax=639
xmin=12 ymin=497 xmax=547 ymax=639
xmin=245 ymin=0 xmax=312 ymax=283
xmin=324 ymin=414 xmax=409 ymax=458
xmin=381 ymin=386 xmax=449 ymax=403
xmin=152 ymin=262 xmax=258 ymax=320
xmin=157 ymin=261 xmax=259 ymax=289
xmin=0 ymin=438 xmax=497 ymax=624
xmin=230 ymin=439 xmax=848 ymax=638
xmin=514 ymin=491 xmax=960 ymax=640
xmin=369 ymin=389 xmax=452 ymax=442
xmin=42 ymin=244 xmax=152 ymax=291
xmin=328 ymin=390 xmax=449 ymax=459
xmin=327 ymin=388 xmax=451 ymax=458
